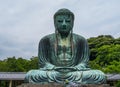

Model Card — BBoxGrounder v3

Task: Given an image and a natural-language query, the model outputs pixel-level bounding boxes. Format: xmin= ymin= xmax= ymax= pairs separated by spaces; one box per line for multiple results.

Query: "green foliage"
xmin=88 ymin=35 xmax=120 ymax=73
xmin=88 ymin=35 xmax=114 ymax=60
xmin=26 ymin=56 xmax=38 ymax=71
xmin=115 ymin=81 xmax=120 ymax=87
xmin=90 ymin=44 xmax=120 ymax=73
xmin=0 ymin=56 xmax=38 ymax=72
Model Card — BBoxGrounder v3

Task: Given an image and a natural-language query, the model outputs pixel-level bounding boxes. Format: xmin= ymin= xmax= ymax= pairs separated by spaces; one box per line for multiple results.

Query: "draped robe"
xmin=25 ymin=33 xmax=106 ymax=84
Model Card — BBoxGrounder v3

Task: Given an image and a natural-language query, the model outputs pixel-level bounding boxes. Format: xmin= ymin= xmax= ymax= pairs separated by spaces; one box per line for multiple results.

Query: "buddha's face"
xmin=54 ymin=14 xmax=74 ymax=34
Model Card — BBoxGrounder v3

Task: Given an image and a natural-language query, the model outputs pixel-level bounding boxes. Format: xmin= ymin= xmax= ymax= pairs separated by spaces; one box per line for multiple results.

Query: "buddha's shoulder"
xmin=40 ymin=33 xmax=55 ymax=41
xmin=73 ymin=33 xmax=86 ymax=40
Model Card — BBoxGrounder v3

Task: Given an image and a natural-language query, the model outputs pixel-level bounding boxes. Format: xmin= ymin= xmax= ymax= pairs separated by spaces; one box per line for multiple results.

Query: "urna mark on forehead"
xmin=54 ymin=8 xmax=75 ymax=20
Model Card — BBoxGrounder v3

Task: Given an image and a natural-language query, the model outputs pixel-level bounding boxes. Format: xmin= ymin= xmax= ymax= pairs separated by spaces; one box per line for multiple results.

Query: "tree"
xmin=88 ymin=35 xmax=114 ymax=60
xmin=90 ymin=44 xmax=120 ymax=73
xmin=27 ymin=56 xmax=38 ymax=71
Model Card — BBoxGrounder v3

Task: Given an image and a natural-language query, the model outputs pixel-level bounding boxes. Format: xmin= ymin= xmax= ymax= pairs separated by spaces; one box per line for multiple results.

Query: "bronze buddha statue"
xmin=25 ymin=8 xmax=106 ymax=84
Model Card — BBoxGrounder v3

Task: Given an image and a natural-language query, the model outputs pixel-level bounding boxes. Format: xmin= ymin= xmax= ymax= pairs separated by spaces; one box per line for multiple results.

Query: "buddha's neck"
xmin=58 ymin=32 xmax=71 ymax=39
xmin=57 ymin=33 xmax=71 ymax=46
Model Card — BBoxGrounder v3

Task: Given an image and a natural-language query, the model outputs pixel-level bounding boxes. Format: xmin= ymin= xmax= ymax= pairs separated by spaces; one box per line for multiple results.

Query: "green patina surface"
xmin=25 ymin=8 xmax=106 ymax=84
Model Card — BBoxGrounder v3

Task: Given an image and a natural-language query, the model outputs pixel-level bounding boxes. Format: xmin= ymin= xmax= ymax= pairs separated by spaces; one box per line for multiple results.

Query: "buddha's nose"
xmin=62 ymin=20 xmax=67 ymax=28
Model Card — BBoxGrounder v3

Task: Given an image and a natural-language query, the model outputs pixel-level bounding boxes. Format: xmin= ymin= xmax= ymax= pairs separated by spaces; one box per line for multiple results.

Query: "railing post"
xmin=9 ymin=80 xmax=12 ymax=87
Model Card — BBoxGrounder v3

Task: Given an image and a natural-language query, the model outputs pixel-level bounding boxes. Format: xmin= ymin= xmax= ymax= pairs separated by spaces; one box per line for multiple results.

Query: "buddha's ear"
xmin=70 ymin=28 xmax=73 ymax=37
xmin=54 ymin=18 xmax=57 ymax=29
xmin=71 ymin=29 xmax=73 ymax=33
xmin=55 ymin=29 xmax=58 ymax=35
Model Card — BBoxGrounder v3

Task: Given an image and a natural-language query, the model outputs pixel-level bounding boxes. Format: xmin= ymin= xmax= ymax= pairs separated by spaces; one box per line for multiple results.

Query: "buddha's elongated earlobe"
xmin=70 ymin=29 xmax=74 ymax=56
xmin=55 ymin=29 xmax=58 ymax=56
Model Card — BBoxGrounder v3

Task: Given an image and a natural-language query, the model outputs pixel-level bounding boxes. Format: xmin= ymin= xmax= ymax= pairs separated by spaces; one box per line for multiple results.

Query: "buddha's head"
xmin=54 ymin=8 xmax=74 ymax=34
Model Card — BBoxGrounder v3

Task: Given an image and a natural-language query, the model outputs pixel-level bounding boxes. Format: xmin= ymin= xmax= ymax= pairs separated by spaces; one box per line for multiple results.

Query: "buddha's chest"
xmin=54 ymin=40 xmax=74 ymax=66
xmin=57 ymin=45 xmax=72 ymax=57
xmin=57 ymin=39 xmax=72 ymax=56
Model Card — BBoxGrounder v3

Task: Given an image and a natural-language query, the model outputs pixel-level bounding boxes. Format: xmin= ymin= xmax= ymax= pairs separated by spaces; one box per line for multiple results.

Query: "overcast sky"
xmin=0 ymin=0 xmax=120 ymax=60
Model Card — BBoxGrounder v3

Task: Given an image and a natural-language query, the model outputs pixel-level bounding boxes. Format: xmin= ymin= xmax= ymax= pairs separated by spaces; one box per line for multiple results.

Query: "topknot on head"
xmin=54 ymin=8 xmax=74 ymax=20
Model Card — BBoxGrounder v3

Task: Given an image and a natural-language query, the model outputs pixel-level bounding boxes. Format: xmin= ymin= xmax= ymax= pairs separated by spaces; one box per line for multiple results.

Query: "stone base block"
xmin=17 ymin=83 xmax=113 ymax=87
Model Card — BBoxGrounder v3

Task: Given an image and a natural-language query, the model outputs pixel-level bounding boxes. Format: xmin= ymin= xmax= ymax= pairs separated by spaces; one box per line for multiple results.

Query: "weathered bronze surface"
xmin=25 ymin=8 xmax=106 ymax=84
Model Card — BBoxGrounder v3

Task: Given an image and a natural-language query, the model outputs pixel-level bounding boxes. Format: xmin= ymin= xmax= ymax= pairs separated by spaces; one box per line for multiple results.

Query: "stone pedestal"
xmin=17 ymin=83 xmax=114 ymax=87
